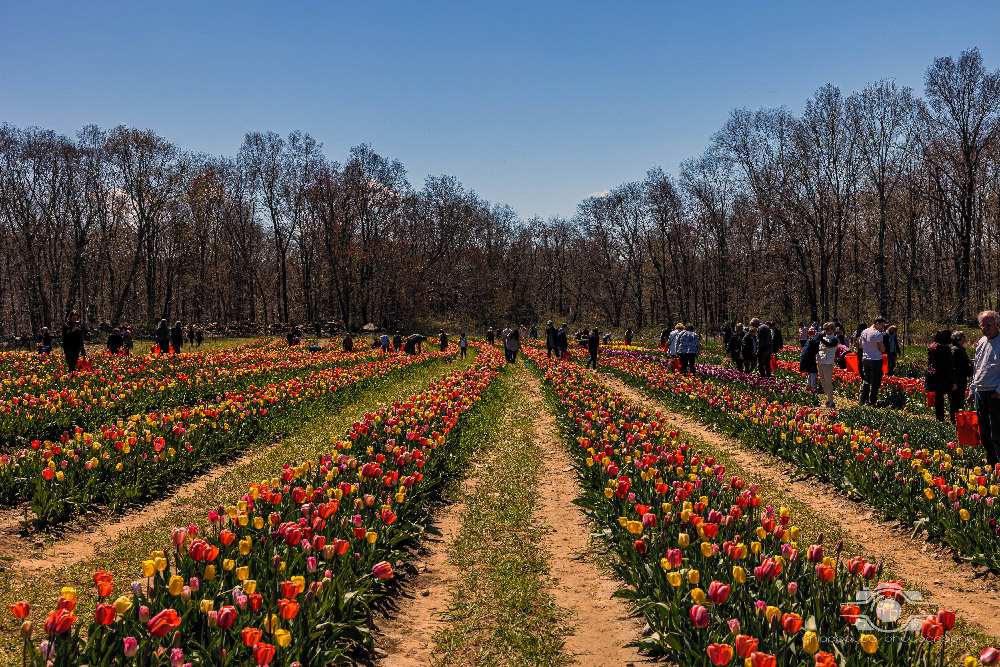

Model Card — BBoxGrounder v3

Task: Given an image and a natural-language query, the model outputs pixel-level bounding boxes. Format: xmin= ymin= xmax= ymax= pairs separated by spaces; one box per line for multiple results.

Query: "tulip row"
xmin=522 ymin=346 xmax=997 ymax=666
xmin=0 ymin=341 xmax=394 ymax=448
xmin=0 ymin=350 xmax=450 ymax=526
xmin=769 ymin=358 xmax=931 ymax=414
xmin=596 ymin=352 xmax=1000 ymax=577
xmin=7 ymin=343 xmax=507 ymax=666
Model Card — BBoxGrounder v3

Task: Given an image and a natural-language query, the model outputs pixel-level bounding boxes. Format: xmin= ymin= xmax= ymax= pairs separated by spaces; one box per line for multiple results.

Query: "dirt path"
xmin=377 ymin=476 xmax=474 ymax=666
xmin=524 ymin=373 xmax=649 ymax=667
xmin=600 ymin=373 xmax=1000 ymax=639
xmin=10 ymin=442 xmax=282 ymax=572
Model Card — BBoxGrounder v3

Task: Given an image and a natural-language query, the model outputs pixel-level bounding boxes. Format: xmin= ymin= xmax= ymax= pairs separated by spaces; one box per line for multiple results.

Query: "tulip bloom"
xmin=147 ymin=609 xmax=181 ymax=638
xmin=921 ymin=616 xmax=944 ymax=642
xmin=814 ymin=652 xmax=836 ymax=667
xmin=840 ymin=603 xmax=860 ymax=624
xmin=781 ymin=612 xmax=803 ymax=634
xmin=9 ymin=601 xmax=29 ymax=619
xmin=750 ymin=653 xmax=777 ymax=667
xmin=94 ymin=603 xmax=115 ymax=625
xmin=802 ymin=631 xmax=818 ymax=655
xmin=707 ymin=580 xmax=730 ymax=604
xmin=279 ymin=598 xmax=299 ymax=619
xmin=707 ymin=643 xmax=733 ymax=666
xmin=859 ymin=634 xmax=878 ymax=654
xmin=982 ymin=647 xmax=1000 ymax=666
xmin=123 ymin=637 xmax=139 ymax=658
xmin=254 ymin=642 xmax=276 ymax=665
xmin=44 ymin=608 xmax=76 ymax=635
xmin=689 ymin=604 xmax=709 ymax=628
xmin=937 ymin=608 xmax=956 ymax=631
xmin=242 ymin=626 xmax=263 ymax=647
xmin=217 ymin=606 xmax=236 ymax=630
xmin=373 ymin=561 xmax=394 ymax=579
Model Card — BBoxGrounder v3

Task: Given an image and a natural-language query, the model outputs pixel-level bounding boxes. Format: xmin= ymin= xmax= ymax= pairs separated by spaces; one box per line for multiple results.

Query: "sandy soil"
xmin=525 ymin=373 xmax=651 ymax=667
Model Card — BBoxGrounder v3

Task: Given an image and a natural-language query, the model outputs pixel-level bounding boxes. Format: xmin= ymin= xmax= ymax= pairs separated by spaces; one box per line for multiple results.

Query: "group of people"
xmin=661 ymin=323 xmax=704 ymax=374
xmin=720 ymin=319 xmax=781 ymax=377
xmin=488 ymin=326 xmax=522 ymax=363
xmin=156 ymin=320 xmax=203 ymax=353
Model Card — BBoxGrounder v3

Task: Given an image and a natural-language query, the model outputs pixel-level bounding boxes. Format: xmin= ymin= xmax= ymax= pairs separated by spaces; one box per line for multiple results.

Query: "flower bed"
xmin=0 ymin=351 xmax=449 ymax=526
xmin=523 ymin=346 xmax=994 ymax=666
xmin=7 ymin=344 xmax=506 ymax=666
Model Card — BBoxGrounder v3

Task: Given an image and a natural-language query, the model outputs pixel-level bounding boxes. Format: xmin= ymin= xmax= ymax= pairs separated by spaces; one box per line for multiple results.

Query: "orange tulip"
xmin=44 ymin=608 xmax=77 ymax=635
xmin=707 ymin=642 xmax=734 ymax=666
xmin=278 ymin=598 xmax=299 ymax=619
xmin=9 ymin=601 xmax=29 ymax=619
xmin=253 ymin=642 xmax=276 ymax=665
xmin=147 ymin=609 xmax=181 ymax=638
xmin=781 ymin=612 xmax=803 ymax=634
xmin=735 ymin=635 xmax=758 ymax=659
xmin=242 ymin=626 xmax=263 ymax=647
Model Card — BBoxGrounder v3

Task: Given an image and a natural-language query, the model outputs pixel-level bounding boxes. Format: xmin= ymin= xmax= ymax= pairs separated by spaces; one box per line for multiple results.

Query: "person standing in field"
xmin=667 ymin=323 xmax=684 ymax=357
xmin=677 ymin=324 xmax=701 ymax=374
xmin=770 ymin=321 xmax=784 ymax=351
xmin=926 ymin=329 xmax=956 ymax=422
xmin=170 ymin=321 xmax=183 ymax=353
xmin=63 ymin=311 xmax=86 ymax=373
xmin=952 ymin=331 xmax=972 ymax=423
xmin=459 ymin=332 xmax=468 ymax=359
xmin=187 ymin=324 xmax=195 ymax=347
xmin=660 ymin=326 xmax=670 ymax=350
xmin=798 ymin=323 xmax=809 ymax=347
xmin=740 ymin=326 xmax=757 ymax=374
xmin=106 ymin=327 xmax=124 ymax=354
xmin=858 ymin=317 xmax=887 ymax=406
xmin=884 ymin=325 xmax=903 ymax=375
xmin=585 ymin=327 xmax=600 ymax=369
xmin=38 ymin=327 xmax=52 ymax=355
xmin=817 ymin=322 xmax=839 ymax=408
xmin=800 ymin=327 xmax=819 ymax=391
xmin=505 ymin=328 xmax=521 ymax=363
xmin=195 ymin=328 xmax=203 ymax=347
xmin=343 ymin=332 xmax=354 ymax=352
xmin=755 ymin=319 xmax=773 ymax=377
xmin=970 ymin=311 xmax=1000 ymax=465
xmin=624 ymin=327 xmax=633 ymax=346
xmin=393 ymin=331 xmax=402 ymax=352
xmin=155 ymin=319 xmax=170 ymax=354
xmin=727 ymin=322 xmax=744 ymax=370
xmin=123 ymin=326 xmax=134 ymax=355
xmin=380 ymin=332 xmax=391 ymax=353
xmin=439 ymin=329 xmax=448 ymax=352
xmin=486 ymin=328 xmax=495 ymax=345
xmin=545 ymin=320 xmax=557 ymax=358
xmin=556 ymin=322 xmax=569 ymax=359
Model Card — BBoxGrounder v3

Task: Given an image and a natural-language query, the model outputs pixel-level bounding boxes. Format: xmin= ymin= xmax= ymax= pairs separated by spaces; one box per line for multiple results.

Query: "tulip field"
xmin=4 ymin=336 xmax=1000 ymax=667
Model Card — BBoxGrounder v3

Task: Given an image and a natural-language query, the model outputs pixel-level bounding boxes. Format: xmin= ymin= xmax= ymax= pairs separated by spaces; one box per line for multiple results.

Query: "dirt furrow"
xmin=376 ymin=477 xmax=473 ymax=666
xmin=525 ymin=373 xmax=649 ymax=667
xmin=600 ymin=374 xmax=1000 ymax=639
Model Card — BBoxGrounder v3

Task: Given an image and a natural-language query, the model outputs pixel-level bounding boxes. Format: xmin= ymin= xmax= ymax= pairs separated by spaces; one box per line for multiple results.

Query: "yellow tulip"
xmin=660 ymin=558 xmax=672 ymax=571
xmin=732 ymin=566 xmax=746 ymax=583
xmin=154 ymin=557 xmax=167 ymax=572
xmin=60 ymin=587 xmax=77 ymax=601
xmin=802 ymin=631 xmax=818 ymax=654
xmin=690 ymin=587 xmax=706 ymax=604
xmin=960 ymin=509 xmax=971 ymax=521
xmin=688 ymin=569 xmax=699 ymax=585
xmin=859 ymin=634 xmax=878 ymax=654
xmin=114 ymin=597 xmax=133 ymax=614
xmin=677 ymin=533 xmax=690 ymax=548
xmin=366 ymin=531 xmax=378 ymax=544
xmin=141 ymin=560 xmax=155 ymax=577
xmin=236 ymin=566 xmax=249 ymax=581
xmin=274 ymin=628 xmax=291 ymax=647
xmin=667 ymin=572 xmax=682 ymax=587
xmin=204 ymin=565 xmax=216 ymax=581
xmin=262 ymin=613 xmax=280 ymax=634
xmin=253 ymin=516 xmax=264 ymax=530
xmin=765 ymin=606 xmax=780 ymax=623
xmin=200 ymin=599 xmax=214 ymax=613
xmin=168 ymin=575 xmax=184 ymax=596
xmin=700 ymin=542 xmax=714 ymax=558
xmin=223 ymin=558 xmax=235 ymax=571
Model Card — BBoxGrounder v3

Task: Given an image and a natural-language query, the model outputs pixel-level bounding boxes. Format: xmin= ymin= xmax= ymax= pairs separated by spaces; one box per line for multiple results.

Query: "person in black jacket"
xmin=545 ymin=321 xmax=557 ymax=357
xmin=106 ymin=328 xmax=124 ymax=354
xmin=439 ymin=329 xmax=449 ymax=352
xmin=951 ymin=331 xmax=972 ymax=423
xmin=585 ymin=328 xmax=600 ymax=369
xmin=741 ymin=327 xmax=758 ymax=374
xmin=170 ymin=321 xmax=183 ymax=353
xmin=727 ymin=323 xmax=744 ymax=371
xmin=772 ymin=325 xmax=784 ymax=352
xmin=63 ymin=311 xmax=86 ymax=373
xmin=556 ymin=323 xmax=569 ymax=359
xmin=757 ymin=320 xmax=774 ymax=376
xmin=155 ymin=319 xmax=170 ymax=353
xmin=393 ymin=332 xmax=402 ymax=352
xmin=624 ymin=328 xmax=633 ymax=346
xmin=927 ymin=329 xmax=956 ymax=422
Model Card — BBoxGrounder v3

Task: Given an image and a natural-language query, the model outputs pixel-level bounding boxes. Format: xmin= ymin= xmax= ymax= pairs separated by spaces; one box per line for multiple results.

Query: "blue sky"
xmin=2 ymin=1 xmax=998 ymax=219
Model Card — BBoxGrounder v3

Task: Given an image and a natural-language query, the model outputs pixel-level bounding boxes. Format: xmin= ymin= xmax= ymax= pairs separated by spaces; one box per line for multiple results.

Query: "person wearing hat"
xmin=545 ymin=320 xmax=557 ymax=358
xmin=800 ymin=327 xmax=820 ymax=392
xmin=439 ymin=329 xmax=448 ymax=352
xmin=556 ymin=323 xmax=569 ymax=359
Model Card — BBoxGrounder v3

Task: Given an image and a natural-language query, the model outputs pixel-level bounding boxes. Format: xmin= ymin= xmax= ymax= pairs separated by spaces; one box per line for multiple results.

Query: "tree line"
xmin=1 ymin=47 xmax=999 ymax=340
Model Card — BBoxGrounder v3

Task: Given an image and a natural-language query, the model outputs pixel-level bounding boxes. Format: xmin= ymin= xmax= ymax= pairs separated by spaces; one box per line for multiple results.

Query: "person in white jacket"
xmin=816 ymin=322 xmax=841 ymax=408
xmin=667 ymin=323 xmax=684 ymax=357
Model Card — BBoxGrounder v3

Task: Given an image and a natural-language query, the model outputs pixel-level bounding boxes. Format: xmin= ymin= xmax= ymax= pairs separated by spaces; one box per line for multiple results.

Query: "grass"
xmin=0 ymin=352 xmax=471 ymax=665
xmin=594 ymin=370 xmax=997 ymax=666
xmin=432 ymin=365 xmax=571 ymax=667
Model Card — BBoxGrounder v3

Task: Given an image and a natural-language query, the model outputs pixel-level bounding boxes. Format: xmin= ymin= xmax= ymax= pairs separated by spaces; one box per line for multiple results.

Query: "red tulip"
xmin=781 ymin=612 xmax=803 ymax=634
xmin=217 ymin=605 xmax=235 ymax=630
xmin=751 ymin=653 xmax=777 ymax=667
xmin=253 ymin=642 xmax=276 ymax=665
xmin=707 ymin=580 xmax=730 ymax=604
xmin=373 ymin=561 xmax=394 ymax=579
xmin=840 ymin=603 xmax=860 ymax=624
xmin=921 ymin=616 xmax=943 ymax=642
xmin=94 ymin=603 xmax=115 ymax=625
xmin=147 ymin=609 xmax=181 ymax=638
xmin=44 ymin=608 xmax=77 ymax=635
xmin=936 ymin=608 xmax=955 ymax=631
xmin=981 ymin=647 xmax=1000 ymax=666
xmin=689 ymin=604 xmax=709 ymax=628
xmin=278 ymin=598 xmax=299 ymax=619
